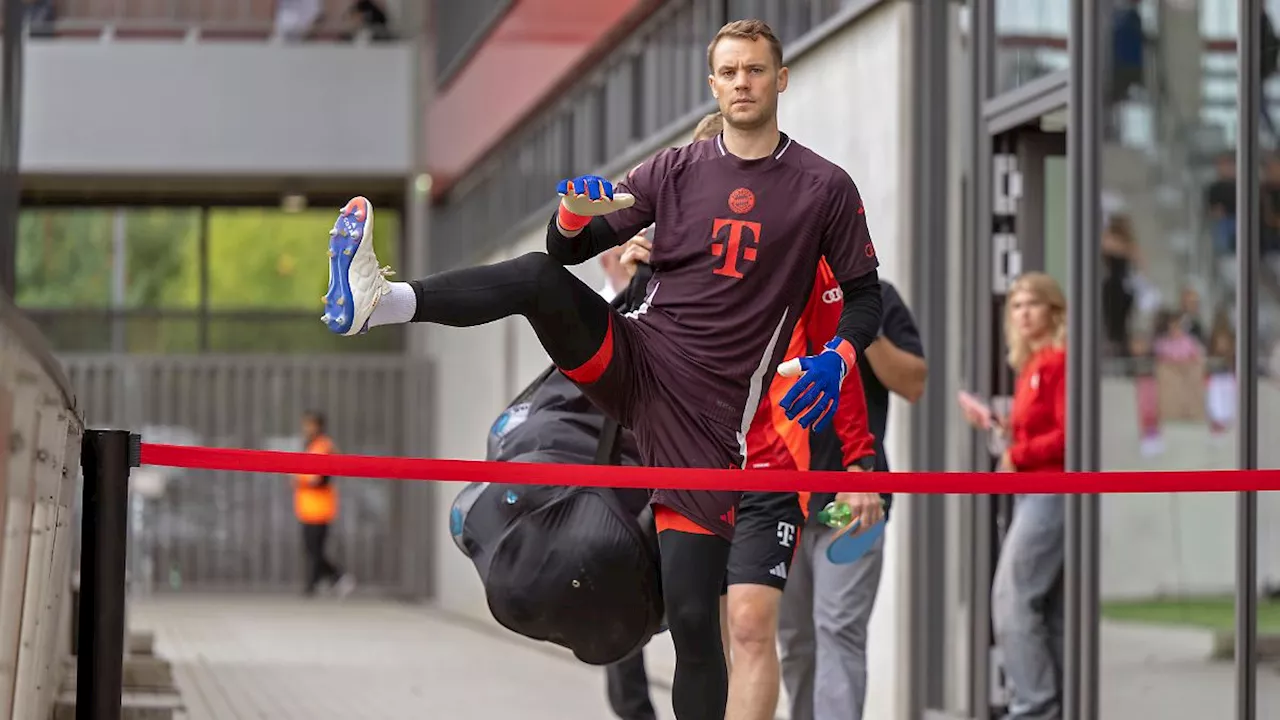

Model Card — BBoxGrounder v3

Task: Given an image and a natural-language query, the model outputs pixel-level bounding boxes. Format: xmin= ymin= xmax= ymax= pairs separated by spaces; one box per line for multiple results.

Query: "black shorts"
xmin=723 ymin=491 xmax=806 ymax=591
xmin=573 ymin=313 xmax=745 ymax=540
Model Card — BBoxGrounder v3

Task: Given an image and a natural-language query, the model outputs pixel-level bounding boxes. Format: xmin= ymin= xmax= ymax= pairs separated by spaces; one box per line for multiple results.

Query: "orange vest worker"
xmin=294 ymin=435 xmax=338 ymax=524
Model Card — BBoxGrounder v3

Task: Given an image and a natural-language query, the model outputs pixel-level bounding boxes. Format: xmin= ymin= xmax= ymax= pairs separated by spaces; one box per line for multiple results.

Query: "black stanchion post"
xmin=76 ymin=430 xmax=139 ymax=720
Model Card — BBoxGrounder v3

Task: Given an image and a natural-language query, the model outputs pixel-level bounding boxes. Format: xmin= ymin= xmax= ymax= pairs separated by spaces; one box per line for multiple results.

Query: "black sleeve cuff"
xmin=836 ymin=270 xmax=883 ymax=355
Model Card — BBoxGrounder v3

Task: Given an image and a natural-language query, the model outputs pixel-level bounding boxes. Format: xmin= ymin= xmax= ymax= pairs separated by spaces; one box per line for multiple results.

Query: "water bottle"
xmin=816 ymin=500 xmax=853 ymax=529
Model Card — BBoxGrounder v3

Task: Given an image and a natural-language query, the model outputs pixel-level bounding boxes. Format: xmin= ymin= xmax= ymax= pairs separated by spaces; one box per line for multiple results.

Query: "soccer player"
xmin=321 ymin=19 xmax=882 ymax=720
xmin=620 ymin=110 xmax=882 ymax=720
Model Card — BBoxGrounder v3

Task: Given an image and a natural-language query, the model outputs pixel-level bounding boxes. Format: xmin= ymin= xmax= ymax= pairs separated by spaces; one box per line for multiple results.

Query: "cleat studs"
xmin=343 ymin=248 xmax=353 ymax=256
xmin=328 ymin=249 xmax=335 ymax=257
xmin=321 ymin=314 xmax=331 ymax=322
xmin=337 ymin=297 xmax=345 ymax=306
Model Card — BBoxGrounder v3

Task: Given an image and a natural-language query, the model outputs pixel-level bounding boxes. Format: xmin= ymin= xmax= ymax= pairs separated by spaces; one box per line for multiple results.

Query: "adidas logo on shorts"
xmin=769 ymin=562 xmax=787 ymax=580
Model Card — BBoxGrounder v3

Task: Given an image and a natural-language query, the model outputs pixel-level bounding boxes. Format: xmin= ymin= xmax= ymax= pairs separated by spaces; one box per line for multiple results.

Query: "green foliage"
xmin=16 ymin=205 xmax=403 ymax=354
xmin=17 ymin=209 xmax=113 ymax=308
xmin=199 ymin=208 xmax=401 ymax=310
xmin=1101 ymin=597 xmax=1280 ymax=633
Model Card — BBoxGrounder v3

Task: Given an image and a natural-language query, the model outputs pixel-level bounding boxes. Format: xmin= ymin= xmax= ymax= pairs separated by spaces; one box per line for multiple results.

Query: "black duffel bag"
xmin=449 ymin=478 xmax=663 ymax=665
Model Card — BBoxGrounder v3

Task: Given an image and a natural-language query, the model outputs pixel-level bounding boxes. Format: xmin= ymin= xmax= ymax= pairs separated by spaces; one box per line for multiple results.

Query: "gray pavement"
xmin=130 ymin=595 xmax=676 ymax=720
xmin=1098 ymin=620 xmax=1280 ymax=718
xmin=130 ymin=595 xmax=1280 ymax=719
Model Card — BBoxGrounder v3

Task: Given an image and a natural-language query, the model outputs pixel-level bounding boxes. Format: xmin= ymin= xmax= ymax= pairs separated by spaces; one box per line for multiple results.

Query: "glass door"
xmin=949 ymin=114 xmax=1067 ymax=720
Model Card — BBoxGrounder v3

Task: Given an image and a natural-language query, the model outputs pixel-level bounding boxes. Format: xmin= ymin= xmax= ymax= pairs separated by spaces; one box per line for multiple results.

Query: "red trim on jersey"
xmin=561 ymin=315 xmax=615 ymax=384
xmin=654 ymin=505 xmax=717 ymax=535
xmin=744 ymin=261 xmax=876 ymax=473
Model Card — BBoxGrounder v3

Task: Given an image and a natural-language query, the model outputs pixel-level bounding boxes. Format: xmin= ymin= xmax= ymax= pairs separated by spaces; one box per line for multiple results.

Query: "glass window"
xmin=1043 ymin=155 xmax=1069 ymax=289
xmin=1098 ymin=0 xmax=1244 ymax=714
xmin=1254 ymin=3 xmax=1280 ymax=717
xmin=18 ymin=208 xmax=114 ymax=309
xmin=17 ymin=207 xmax=200 ymax=310
xmin=204 ymin=208 xmax=400 ymax=311
xmin=994 ymin=0 xmax=1069 ymax=95
xmin=19 ymin=206 xmax=403 ymax=354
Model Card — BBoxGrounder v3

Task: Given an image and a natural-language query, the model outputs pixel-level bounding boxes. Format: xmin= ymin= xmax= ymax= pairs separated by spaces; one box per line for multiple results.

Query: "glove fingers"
xmin=780 ymin=379 xmax=814 ymax=417
xmin=779 ymin=356 xmax=817 ymax=405
xmin=807 ymin=399 xmax=836 ymax=433
xmin=564 ymin=176 xmax=614 ymax=202
xmin=796 ymin=396 xmax=829 ymax=429
xmin=786 ymin=385 xmax=824 ymax=422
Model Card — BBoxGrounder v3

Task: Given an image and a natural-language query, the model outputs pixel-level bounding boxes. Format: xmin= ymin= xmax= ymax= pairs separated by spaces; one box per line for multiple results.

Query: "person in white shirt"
xmin=598 ymin=232 xmax=644 ymax=302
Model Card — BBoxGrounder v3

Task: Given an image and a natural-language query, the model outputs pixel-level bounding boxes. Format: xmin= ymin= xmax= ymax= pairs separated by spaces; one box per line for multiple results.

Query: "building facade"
xmin=425 ymin=1 xmax=1279 ymax=718
xmin=4 ymin=0 xmax=1276 ymax=717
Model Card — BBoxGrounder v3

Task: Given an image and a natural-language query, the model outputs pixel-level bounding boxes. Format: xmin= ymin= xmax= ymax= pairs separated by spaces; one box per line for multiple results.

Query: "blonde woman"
xmin=959 ymin=272 xmax=1066 ymax=719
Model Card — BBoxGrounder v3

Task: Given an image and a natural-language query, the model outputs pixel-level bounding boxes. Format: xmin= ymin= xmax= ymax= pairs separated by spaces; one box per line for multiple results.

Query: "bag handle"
xmin=594 ymin=417 xmax=624 ymax=466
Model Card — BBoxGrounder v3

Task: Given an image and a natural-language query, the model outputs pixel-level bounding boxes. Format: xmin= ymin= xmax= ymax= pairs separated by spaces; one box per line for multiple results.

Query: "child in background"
xmin=1153 ymin=308 xmax=1207 ymax=364
xmin=1130 ymin=333 xmax=1162 ymax=457
xmin=1204 ymin=312 xmax=1237 ymax=440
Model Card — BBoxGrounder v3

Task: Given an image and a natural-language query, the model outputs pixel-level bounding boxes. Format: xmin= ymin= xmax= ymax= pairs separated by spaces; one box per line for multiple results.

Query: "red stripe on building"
xmin=427 ymin=0 xmax=659 ymax=196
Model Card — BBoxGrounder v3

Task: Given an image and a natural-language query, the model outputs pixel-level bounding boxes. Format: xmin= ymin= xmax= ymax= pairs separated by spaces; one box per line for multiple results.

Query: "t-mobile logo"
xmin=710 ymin=218 xmax=762 ymax=278
xmin=776 ymin=522 xmax=796 ymax=548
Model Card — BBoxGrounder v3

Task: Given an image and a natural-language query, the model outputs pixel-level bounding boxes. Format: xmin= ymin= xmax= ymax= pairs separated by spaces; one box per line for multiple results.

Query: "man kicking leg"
xmin=322 ymin=20 xmax=883 ymax=719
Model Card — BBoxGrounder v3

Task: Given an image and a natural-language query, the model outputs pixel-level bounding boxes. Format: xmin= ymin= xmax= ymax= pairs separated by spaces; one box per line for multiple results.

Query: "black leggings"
xmin=302 ymin=522 xmax=342 ymax=592
xmin=659 ymin=529 xmax=732 ymax=720
xmin=408 ymin=252 xmax=612 ymax=372
xmin=411 ymin=253 xmax=732 ymax=717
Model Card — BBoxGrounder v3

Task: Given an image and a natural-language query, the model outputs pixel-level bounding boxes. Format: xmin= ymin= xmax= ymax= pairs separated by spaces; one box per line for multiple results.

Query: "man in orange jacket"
xmin=296 ymin=410 xmax=355 ymax=597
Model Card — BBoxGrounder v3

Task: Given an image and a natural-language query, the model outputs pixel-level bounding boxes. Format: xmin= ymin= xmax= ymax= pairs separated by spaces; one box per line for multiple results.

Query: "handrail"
xmin=8 ymin=0 xmax=399 ymax=42
xmin=26 ymin=18 xmax=381 ymax=42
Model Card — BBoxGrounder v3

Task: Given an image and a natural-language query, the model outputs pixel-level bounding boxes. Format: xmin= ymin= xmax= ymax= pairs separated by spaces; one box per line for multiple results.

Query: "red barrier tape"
xmin=139 ymin=443 xmax=1280 ymax=494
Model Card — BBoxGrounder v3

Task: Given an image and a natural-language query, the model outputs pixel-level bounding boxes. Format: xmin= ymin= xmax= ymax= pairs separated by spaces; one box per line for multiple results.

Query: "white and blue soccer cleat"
xmin=322 ymin=196 xmax=393 ymax=336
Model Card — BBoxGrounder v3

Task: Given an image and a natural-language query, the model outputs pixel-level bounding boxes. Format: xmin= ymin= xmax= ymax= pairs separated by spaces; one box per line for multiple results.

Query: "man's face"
xmin=707 ymin=37 xmax=787 ymax=131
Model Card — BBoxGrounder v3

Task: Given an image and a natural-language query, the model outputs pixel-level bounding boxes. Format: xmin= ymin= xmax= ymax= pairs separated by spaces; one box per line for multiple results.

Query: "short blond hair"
xmin=692 ymin=112 xmax=723 ymax=142
xmin=707 ymin=19 xmax=783 ymax=72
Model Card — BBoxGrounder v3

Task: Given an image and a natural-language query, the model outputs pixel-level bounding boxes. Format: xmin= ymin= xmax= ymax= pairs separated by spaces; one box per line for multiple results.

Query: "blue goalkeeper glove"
xmin=777 ymin=338 xmax=858 ymax=433
xmin=556 ymin=175 xmax=635 ymax=232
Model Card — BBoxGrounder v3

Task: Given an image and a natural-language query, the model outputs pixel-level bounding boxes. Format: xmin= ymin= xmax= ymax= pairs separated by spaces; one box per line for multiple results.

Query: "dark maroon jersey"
xmin=605 ymin=133 xmax=879 ymax=431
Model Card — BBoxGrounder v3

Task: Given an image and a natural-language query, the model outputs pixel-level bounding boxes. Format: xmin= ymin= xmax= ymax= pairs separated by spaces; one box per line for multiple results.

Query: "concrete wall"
xmin=426 ymin=2 xmax=917 ymax=717
xmin=19 ymin=40 xmax=414 ymax=176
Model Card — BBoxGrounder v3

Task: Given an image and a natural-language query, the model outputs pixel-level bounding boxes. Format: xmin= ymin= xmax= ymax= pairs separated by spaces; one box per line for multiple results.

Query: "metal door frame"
xmin=985 ymin=121 xmax=1069 ymax=720
xmin=959 ymin=15 xmax=1084 ymax=713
